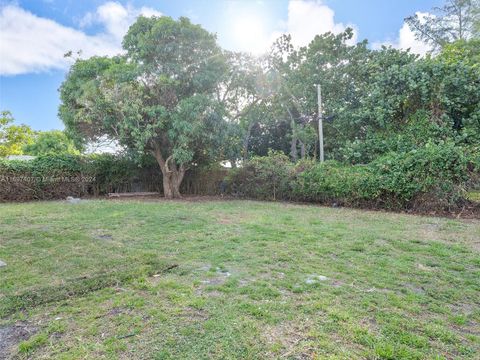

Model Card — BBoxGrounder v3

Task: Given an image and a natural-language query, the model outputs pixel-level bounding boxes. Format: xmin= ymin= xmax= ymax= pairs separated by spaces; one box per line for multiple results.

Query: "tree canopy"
xmin=23 ymin=130 xmax=81 ymax=156
xmin=0 ymin=111 xmax=34 ymax=157
xmin=60 ymin=16 xmax=230 ymax=198
xmin=405 ymin=0 xmax=480 ymax=51
xmin=59 ymin=2 xmax=480 ymax=198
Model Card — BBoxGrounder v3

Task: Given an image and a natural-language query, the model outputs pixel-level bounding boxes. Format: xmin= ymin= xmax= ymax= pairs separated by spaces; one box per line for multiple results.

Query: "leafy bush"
xmin=0 ymin=154 xmax=228 ymax=202
xmin=339 ymin=111 xmax=457 ymax=164
xmin=0 ymin=154 xmax=161 ymax=201
xmin=229 ymin=143 xmax=474 ymax=211
xmin=228 ymin=151 xmax=294 ymax=200
xmin=297 ymin=142 xmax=471 ymax=209
xmin=371 ymin=142 xmax=469 ymax=206
xmin=293 ymin=161 xmax=379 ymax=205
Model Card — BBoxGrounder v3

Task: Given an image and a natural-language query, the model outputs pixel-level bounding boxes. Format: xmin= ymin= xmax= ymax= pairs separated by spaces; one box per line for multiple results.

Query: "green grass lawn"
xmin=0 ymin=199 xmax=479 ymax=359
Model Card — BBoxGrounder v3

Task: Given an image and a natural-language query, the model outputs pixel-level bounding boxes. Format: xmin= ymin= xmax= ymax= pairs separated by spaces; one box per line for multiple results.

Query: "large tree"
xmin=60 ymin=16 xmax=229 ymax=198
xmin=213 ymin=52 xmax=276 ymax=163
xmin=259 ymin=26 xmax=480 ymax=163
xmin=265 ymin=29 xmax=373 ymax=160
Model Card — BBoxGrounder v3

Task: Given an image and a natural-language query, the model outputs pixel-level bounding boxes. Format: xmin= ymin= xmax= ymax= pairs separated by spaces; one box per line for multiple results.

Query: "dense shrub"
xmin=0 ymin=155 xmax=87 ymax=201
xmin=299 ymin=142 xmax=471 ymax=209
xmin=371 ymin=142 xmax=470 ymax=207
xmin=229 ymin=144 xmax=475 ymax=211
xmin=0 ymin=154 xmax=161 ymax=201
xmin=339 ymin=111 xmax=458 ymax=164
xmin=227 ymin=151 xmax=294 ymax=200
xmin=293 ymin=161 xmax=379 ymax=205
xmin=0 ymin=154 xmax=229 ymax=202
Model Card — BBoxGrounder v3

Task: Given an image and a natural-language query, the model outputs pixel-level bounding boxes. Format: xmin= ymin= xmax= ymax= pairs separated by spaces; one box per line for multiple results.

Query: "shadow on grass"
xmin=0 ymin=260 xmax=178 ymax=317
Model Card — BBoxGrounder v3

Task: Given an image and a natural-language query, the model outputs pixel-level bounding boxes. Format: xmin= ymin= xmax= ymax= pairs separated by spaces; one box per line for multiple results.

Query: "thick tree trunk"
xmin=162 ymin=174 xmax=173 ymax=199
xmin=160 ymin=165 xmax=185 ymax=199
xmin=152 ymin=145 xmax=186 ymax=199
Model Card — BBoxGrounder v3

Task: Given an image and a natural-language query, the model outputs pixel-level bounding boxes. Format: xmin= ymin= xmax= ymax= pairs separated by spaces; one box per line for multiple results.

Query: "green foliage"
xmin=0 ymin=111 xmax=35 ymax=157
xmin=293 ymin=161 xmax=378 ymax=205
xmin=298 ymin=142 xmax=471 ymax=209
xmin=229 ymin=143 xmax=474 ymax=210
xmin=339 ymin=111 xmax=456 ymax=164
xmin=60 ymin=16 xmax=228 ymax=198
xmin=247 ymin=30 xmax=479 ymax=164
xmin=23 ymin=130 xmax=81 ymax=156
xmin=357 ymin=51 xmax=479 ymax=134
xmin=228 ymin=151 xmax=294 ymax=200
xmin=332 ymin=45 xmax=480 ymax=163
xmin=263 ymin=30 xmax=374 ymax=160
xmin=439 ymin=39 xmax=480 ymax=66
xmin=375 ymin=142 xmax=470 ymax=204
xmin=0 ymin=154 xmax=161 ymax=201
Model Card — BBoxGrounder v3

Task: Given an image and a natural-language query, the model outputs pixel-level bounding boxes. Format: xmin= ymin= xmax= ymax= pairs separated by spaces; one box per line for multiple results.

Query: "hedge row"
xmin=228 ymin=143 xmax=477 ymax=211
xmin=0 ymin=154 xmax=161 ymax=201
xmin=0 ymin=154 xmax=225 ymax=202
xmin=2 ymin=143 xmax=477 ymax=211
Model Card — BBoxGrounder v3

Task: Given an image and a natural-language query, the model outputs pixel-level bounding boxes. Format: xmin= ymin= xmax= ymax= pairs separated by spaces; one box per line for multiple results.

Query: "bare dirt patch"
xmin=217 ymin=217 xmax=234 ymax=225
xmin=108 ymin=195 xmax=235 ymax=204
xmin=0 ymin=322 xmax=37 ymax=360
xmin=415 ymin=220 xmax=480 ymax=252
xmin=216 ymin=211 xmax=253 ymax=225
xmin=263 ymin=320 xmax=314 ymax=359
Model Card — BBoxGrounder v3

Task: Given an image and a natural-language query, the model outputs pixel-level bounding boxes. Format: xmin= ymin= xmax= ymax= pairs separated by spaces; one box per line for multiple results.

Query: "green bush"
xmin=229 ymin=143 xmax=474 ymax=211
xmin=0 ymin=154 xmax=162 ymax=201
xmin=371 ymin=142 xmax=469 ymax=207
xmin=228 ymin=151 xmax=294 ymax=200
xmin=293 ymin=161 xmax=380 ymax=205
xmin=296 ymin=142 xmax=470 ymax=209
xmin=339 ymin=111 xmax=457 ymax=164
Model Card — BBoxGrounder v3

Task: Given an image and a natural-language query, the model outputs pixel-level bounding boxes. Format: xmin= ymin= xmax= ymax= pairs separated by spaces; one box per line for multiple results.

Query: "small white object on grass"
xmin=66 ymin=196 xmax=81 ymax=204
xmin=306 ymin=274 xmax=328 ymax=284
xmin=0 ymin=260 xmax=6 ymax=267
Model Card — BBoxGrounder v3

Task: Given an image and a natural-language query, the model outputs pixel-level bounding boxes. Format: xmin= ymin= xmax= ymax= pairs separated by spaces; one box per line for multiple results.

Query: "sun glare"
xmin=232 ymin=15 xmax=268 ymax=55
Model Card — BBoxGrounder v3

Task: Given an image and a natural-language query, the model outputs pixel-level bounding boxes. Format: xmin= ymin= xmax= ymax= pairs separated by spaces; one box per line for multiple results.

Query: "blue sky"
xmin=0 ymin=0 xmax=442 ymax=131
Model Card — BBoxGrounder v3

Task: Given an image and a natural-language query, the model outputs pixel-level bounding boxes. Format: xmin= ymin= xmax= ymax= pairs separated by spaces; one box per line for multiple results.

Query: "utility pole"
xmin=317 ymin=84 xmax=324 ymax=162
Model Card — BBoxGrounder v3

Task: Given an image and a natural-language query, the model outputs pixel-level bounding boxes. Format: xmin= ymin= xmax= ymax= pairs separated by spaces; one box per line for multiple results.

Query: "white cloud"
xmin=373 ymin=12 xmax=432 ymax=56
xmin=282 ymin=0 xmax=357 ymax=47
xmin=0 ymin=2 xmax=162 ymax=76
xmin=80 ymin=2 xmax=162 ymax=41
xmin=223 ymin=0 xmax=358 ymax=55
